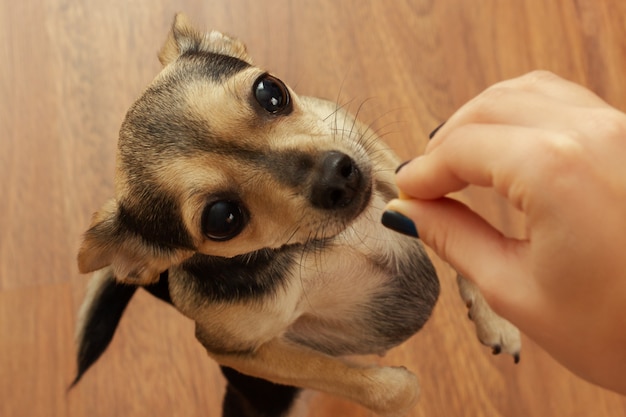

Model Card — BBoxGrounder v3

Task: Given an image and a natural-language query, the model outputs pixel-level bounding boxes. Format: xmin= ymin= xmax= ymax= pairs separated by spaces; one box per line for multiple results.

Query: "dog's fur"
xmin=73 ymin=14 xmax=520 ymax=417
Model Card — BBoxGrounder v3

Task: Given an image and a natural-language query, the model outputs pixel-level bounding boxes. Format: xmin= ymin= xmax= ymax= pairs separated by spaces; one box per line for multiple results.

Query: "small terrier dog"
xmin=73 ymin=14 xmax=520 ymax=417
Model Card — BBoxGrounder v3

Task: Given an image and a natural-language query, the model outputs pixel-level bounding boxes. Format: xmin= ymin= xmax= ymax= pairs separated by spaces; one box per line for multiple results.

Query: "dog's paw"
xmin=457 ymin=275 xmax=521 ymax=363
xmin=362 ymin=366 xmax=419 ymax=417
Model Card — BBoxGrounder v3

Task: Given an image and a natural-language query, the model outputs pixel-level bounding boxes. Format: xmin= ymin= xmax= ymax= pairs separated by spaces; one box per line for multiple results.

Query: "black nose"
xmin=310 ymin=151 xmax=361 ymax=209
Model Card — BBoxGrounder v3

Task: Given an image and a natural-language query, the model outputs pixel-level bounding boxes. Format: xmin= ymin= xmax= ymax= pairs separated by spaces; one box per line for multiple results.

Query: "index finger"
xmin=397 ymin=123 xmax=547 ymax=210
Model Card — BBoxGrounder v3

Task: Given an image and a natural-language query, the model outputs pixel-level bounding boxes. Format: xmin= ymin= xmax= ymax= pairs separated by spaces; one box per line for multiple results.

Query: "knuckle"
xmin=491 ymin=70 xmax=559 ymax=95
xmin=529 ymin=108 xmax=625 ymax=179
xmin=534 ymin=133 xmax=585 ymax=174
xmin=593 ymin=109 xmax=626 ymax=142
xmin=519 ymin=70 xmax=559 ymax=88
xmin=465 ymin=85 xmax=511 ymax=121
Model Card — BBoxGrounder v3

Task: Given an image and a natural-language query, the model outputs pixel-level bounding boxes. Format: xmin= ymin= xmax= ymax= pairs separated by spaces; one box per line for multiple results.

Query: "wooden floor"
xmin=2 ymin=0 xmax=626 ymax=416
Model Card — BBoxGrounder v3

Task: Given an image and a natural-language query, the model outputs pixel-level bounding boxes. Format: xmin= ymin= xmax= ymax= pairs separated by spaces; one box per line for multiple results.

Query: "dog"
xmin=73 ymin=14 xmax=521 ymax=417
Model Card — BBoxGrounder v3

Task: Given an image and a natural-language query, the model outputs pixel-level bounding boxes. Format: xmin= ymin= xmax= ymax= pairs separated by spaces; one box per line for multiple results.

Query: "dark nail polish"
xmin=429 ymin=122 xmax=446 ymax=139
xmin=395 ymin=159 xmax=413 ymax=174
xmin=381 ymin=210 xmax=419 ymax=238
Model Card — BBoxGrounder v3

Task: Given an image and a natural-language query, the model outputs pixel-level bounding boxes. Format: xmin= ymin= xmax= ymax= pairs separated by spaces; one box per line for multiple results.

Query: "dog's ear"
xmin=158 ymin=13 xmax=251 ymax=66
xmin=77 ymin=199 xmax=188 ymax=285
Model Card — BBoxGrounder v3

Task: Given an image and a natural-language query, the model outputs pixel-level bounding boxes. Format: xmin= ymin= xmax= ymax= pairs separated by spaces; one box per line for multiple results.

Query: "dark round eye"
xmin=253 ymin=74 xmax=291 ymax=114
xmin=201 ymin=200 xmax=247 ymax=241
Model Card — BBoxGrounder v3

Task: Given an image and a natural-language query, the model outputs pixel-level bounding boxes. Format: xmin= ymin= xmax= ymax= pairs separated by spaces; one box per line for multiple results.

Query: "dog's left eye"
xmin=253 ymin=74 xmax=292 ymax=114
xmin=201 ymin=200 xmax=247 ymax=241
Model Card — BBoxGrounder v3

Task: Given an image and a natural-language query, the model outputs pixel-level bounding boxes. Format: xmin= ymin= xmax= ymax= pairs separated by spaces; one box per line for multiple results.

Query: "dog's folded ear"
xmin=77 ymin=199 xmax=190 ymax=285
xmin=158 ymin=13 xmax=251 ymax=66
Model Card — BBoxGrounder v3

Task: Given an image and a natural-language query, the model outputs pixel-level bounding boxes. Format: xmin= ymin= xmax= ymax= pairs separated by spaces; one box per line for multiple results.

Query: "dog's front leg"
xmin=206 ymin=336 xmax=419 ymax=417
xmin=457 ymin=275 xmax=521 ymax=361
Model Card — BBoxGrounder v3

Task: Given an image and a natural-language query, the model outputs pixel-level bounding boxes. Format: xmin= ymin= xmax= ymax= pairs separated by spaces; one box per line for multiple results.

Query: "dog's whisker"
xmin=363 ymin=118 xmax=403 ymax=140
xmin=359 ymin=123 xmax=403 ymax=155
xmin=329 ymin=69 xmax=352 ymax=123
xmin=352 ymin=103 xmax=404 ymax=140
xmin=348 ymin=98 xmax=377 ymax=140
xmin=325 ymin=98 xmax=356 ymax=124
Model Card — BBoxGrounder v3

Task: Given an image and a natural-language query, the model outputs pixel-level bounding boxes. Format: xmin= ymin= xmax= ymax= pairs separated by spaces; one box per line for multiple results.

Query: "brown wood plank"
xmin=2 ymin=1 xmax=625 ymax=416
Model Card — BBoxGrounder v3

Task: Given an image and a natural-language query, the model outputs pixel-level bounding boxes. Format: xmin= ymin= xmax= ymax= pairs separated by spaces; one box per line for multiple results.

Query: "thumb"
xmin=383 ymin=197 xmax=526 ymax=308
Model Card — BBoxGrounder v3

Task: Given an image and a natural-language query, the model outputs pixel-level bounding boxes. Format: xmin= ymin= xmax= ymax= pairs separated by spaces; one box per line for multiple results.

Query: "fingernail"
xmin=395 ymin=159 xmax=413 ymax=174
xmin=381 ymin=210 xmax=419 ymax=238
xmin=429 ymin=122 xmax=445 ymax=139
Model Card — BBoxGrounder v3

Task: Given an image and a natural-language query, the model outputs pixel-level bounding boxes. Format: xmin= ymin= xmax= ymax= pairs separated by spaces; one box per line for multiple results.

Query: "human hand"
xmin=383 ymin=71 xmax=626 ymax=394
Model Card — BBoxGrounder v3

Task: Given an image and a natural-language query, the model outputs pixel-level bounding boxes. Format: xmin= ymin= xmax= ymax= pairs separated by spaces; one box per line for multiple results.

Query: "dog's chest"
xmin=167 ymin=242 xmax=387 ymax=352
xmin=166 ymin=203 xmax=439 ymax=355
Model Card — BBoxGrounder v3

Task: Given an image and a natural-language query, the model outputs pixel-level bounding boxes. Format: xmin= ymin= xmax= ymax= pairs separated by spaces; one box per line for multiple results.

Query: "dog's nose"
xmin=311 ymin=151 xmax=361 ymax=209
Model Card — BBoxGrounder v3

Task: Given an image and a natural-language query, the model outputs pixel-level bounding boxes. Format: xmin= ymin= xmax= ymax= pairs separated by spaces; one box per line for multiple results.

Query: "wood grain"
xmin=2 ymin=0 xmax=625 ymax=416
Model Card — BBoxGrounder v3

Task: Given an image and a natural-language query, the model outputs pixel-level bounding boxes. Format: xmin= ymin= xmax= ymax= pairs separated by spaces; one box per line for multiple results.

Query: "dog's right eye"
xmin=201 ymin=200 xmax=247 ymax=241
xmin=253 ymin=74 xmax=292 ymax=114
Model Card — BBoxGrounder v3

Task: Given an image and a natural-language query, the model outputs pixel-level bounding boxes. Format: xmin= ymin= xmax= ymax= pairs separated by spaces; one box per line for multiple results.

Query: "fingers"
xmin=385 ymin=197 xmax=529 ymax=312
xmin=399 ymin=72 xmax=606 ymax=205
xmin=389 ymin=71 xmax=610 ymax=319
xmin=397 ymin=124 xmax=551 ymax=210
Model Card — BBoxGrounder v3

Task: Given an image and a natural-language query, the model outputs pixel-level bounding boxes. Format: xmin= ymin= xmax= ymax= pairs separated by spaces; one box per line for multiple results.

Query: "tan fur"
xmin=211 ymin=337 xmax=420 ymax=417
xmin=159 ymin=14 xmax=250 ymax=66
xmin=458 ymin=275 xmax=521 ymax=357
xmin=77 ymin=13 xmax=520 ymax=416
xmin=78 ymin=199 xmax=194 ymax=283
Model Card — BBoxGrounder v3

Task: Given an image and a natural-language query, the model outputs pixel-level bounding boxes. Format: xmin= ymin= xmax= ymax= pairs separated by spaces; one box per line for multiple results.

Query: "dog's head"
xmin=78 ymin=14 xmax=396 ymax=284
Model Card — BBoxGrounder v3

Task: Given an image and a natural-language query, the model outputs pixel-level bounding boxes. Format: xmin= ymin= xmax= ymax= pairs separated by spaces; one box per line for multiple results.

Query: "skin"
xmin=385 ymin=70 xmax=626 ymax=394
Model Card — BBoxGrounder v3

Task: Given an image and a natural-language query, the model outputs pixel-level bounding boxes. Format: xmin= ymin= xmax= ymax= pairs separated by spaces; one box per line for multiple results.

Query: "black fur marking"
xmin=179 ymin=51 xmax=251 ymax=82
xmin=118 ymin=189 xmax=195 ymax=250
xmin=113 ymin=51 xmax=272 ymax=254
xmin=72 ymin=274 xmax=137 ymax=387
xmin=118 ymin=52 xmax=251 ymax=178
xmin=124 ymin=95 xmax=317 ymax=190
xmin=221 ymin=366 xmax=300 ymax=417
xmin=142 ymin=270 xmax=173 ymax=305
xmin=180 ymin=247 xmax=298 ymax=303
xmin=264 ymin=151 xmax=316 ymax=188
xmin=366 ymin=248 xmax=440 ymax=346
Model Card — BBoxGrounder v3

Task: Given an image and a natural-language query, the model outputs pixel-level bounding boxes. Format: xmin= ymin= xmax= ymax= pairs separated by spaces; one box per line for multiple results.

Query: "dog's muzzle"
xmin=310 ymin=151 xmax=366 ymax=210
